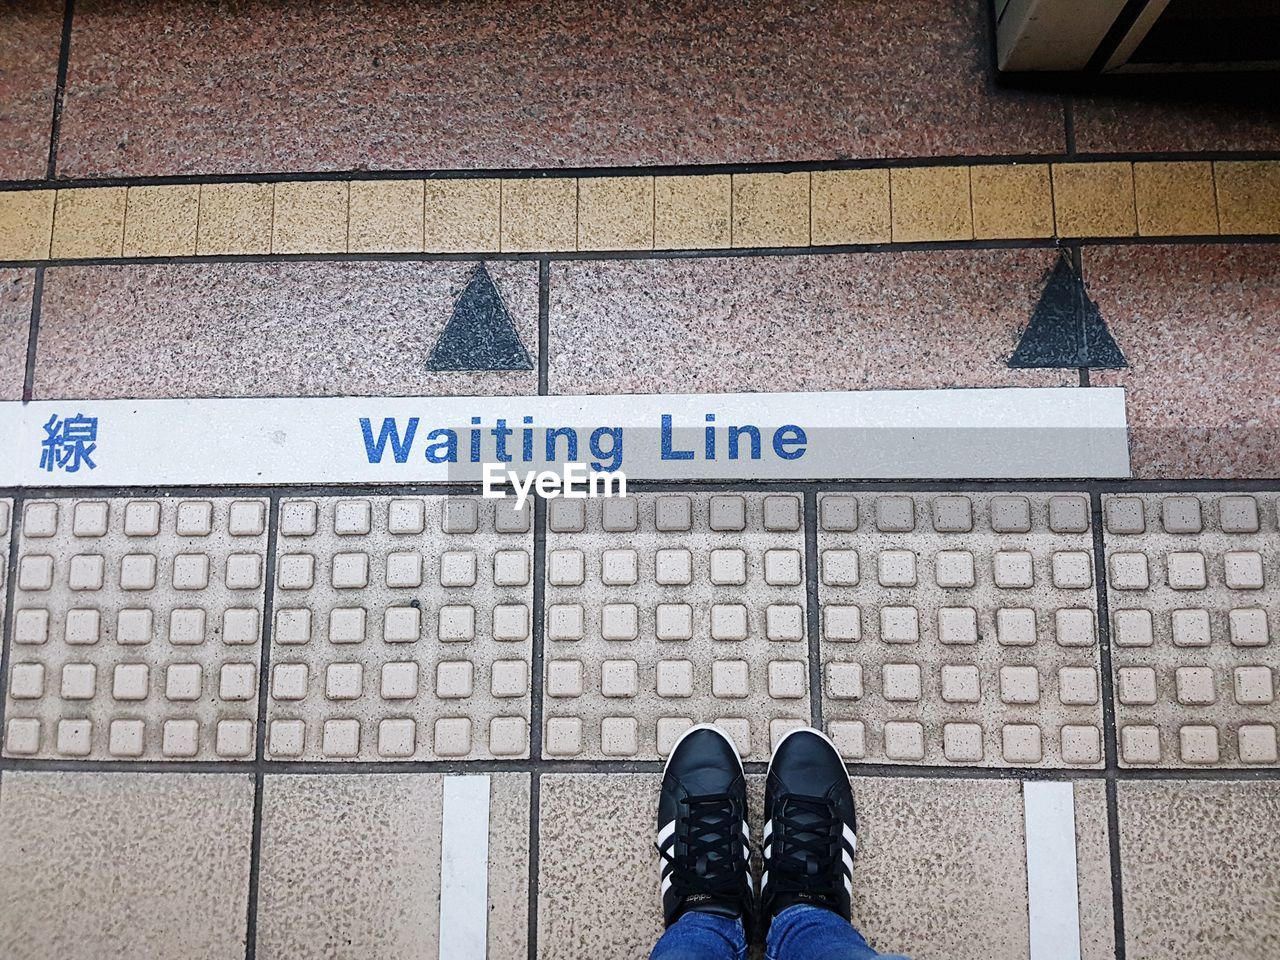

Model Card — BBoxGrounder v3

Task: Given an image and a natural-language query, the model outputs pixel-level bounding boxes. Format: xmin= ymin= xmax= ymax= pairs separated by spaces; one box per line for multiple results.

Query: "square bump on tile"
xmin=197 ymin=182 xmax=274 ymax=256
xmin=731 ymin=172 xmax=810 ymax=248
xmin=501 ymin=178 xmax=577 ymax=253
xmin=272 ymin=181 xmax=349 ymax=254
xmin=890 ymin=166 xmax=973 ymax=242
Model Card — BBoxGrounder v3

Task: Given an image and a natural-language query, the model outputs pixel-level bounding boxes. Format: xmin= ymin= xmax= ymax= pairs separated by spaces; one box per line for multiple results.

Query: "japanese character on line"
xmin=39 ymin=413 xmax=98 ymax=473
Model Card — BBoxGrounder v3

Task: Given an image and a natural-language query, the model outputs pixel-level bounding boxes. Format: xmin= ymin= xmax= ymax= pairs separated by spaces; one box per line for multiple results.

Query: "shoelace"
xmin=657 ymin=792 xmax=747 ymax=901
xmin=767 ymin=795 xmax=842 ymax=907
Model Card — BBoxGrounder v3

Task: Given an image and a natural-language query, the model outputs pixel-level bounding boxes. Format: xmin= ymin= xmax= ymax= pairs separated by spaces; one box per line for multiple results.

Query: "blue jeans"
xmin=649 ymin=904 xmax=910 ymax=960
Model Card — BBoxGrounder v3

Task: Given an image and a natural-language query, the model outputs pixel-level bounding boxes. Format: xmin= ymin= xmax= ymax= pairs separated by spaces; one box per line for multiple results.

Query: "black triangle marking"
xmin=427 ymin=264 xmax=534 ymax=371
xmin=1009 ymin=252 xmax=1126 ymax=369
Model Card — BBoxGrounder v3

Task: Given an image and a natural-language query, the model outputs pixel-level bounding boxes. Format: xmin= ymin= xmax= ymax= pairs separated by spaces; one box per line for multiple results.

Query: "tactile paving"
xmin=4 ymin=497 xmax=268 ymax=760
xmin=817 ymin=493 xmax=1104 ymax=768
xmin=542 ymin=493 xmax=810 ymax=759
xmin=0 ymin=499 xmax=10 ymax=654
xmin=266 ymin=496 xmax=532 ymax=760
xmin=1104 ymin=493 xmax=1279 ymax=768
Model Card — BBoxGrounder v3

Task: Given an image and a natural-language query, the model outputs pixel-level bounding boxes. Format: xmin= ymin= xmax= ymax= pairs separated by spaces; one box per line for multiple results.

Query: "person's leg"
xmin=649 ymin=723 xmax=754 ymax=960
xmin=765 ymin=903 xmax=909 ymax=960
xmin=650 ymin=910 xmax=747 ymax=960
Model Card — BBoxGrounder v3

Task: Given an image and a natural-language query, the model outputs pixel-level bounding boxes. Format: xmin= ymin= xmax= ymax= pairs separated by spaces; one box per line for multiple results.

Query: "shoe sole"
xmin=768 ymin=725 xmax=846 ymax=770
xmin=662 ymin=722 xmax=745 ymax=779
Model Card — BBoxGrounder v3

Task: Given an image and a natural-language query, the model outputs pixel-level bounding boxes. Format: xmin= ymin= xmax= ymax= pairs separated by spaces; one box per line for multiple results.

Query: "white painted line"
xmin=0 ymin=387 xmax=1130 ymax=486
xmin=1023 ymin=781 xmax=1082 ymax=960
xmin=440 ymin=775 xmax=491 ymax=960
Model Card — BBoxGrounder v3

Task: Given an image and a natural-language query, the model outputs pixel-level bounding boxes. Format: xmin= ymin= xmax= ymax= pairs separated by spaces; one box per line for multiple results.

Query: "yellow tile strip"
xmin=1 ymin=159 xmax=1278 ymax=262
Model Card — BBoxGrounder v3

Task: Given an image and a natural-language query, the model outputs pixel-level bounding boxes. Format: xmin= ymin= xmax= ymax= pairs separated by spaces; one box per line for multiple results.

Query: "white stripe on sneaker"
xmin=657 ymin=820 xmax=677 ymax=848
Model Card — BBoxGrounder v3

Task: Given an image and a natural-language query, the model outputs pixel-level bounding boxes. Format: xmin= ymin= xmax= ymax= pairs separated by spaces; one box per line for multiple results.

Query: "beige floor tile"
xmin=1133 ymin=161 xmax=1219 ymax=237
xmin=541 ymin=494 xmax=810 ymax=760
xmin=970 ymin=164 xmax=1054 ymax=239
xmin=1103 ymin=493 xmax=1279 ymax=768
xmin=501 ymin=178 xmax=577 ymax=252
xmin=268 ymin=496 xmax=532 ymax=761
xmin=272 ymin=180 xmax=349 ymax=254
xmin=257 ymin=772 xmax=528 ymax=960
xmin=50 ymin=187 xmax=126 ymax=259
xmin=578 ymin=176 xmax=654 ymax=251
xmin=424 ymin=178 xmax=501 ymax=253
xmin=811 ymin=169 xmax=891 ymax=245
xmin=0 ymin=190 xmax=54 ymax=260
xmin=1118 ymin=780 xmax=1280 ymax=960
xmin=349 ymin=179 xmax=425 ymax=253
xmin=854 ymin=777 xmax=1111 ymax=960
xmin=538 ymin=773 xmax=664 ymax=959
xmin=537 ymin=773 xmax=1110 ymax=960
xmin=1214 ymin=160 xmax=1280 ymax=235
xmin=1052 ymin=163 xmax=1137 ymax=238
xmin=819 ymin=493 xmax=1104 ymax=768
xmin=4 ymin=497 xmax=268 ymax=761
xmin=890 ymin=166 xmax=973 ymax=242
xmin=197 ymin=182 xmax=274 ymax=255
xmin=654 ymin=174 xmax=731 ymax=249
xmin=731 ymin=172 xmax=810 ymax=248
xmin=123 ymin=184 xmax=200 ymax=257
xmin=0 ymin=771 xmax=253 ymax=960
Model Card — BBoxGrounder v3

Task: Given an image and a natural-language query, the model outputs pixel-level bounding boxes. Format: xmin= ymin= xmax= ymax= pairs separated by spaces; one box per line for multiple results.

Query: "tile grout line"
xmin=4 ymin=478 xmax=1280 ymax=502
xmin=803 ymin=491 xmax=823 ymax=732
xmin=20 ymin=267 xmax=44 ymax=403
xmin=44 ymin=0 xmax=76 ymax=181
xmin=2 ymin=753 xmax=1279 ymax=780
xmin=526 ymin=770 xmax=541 ymax=960
xmin=253 ymin=496 xmax=282 ymax=761
xmin=7 ymin=230 xmax=1280 ymax=272
xmin=243 ymin=495 xmax=280 ymax=960
xmin=10 ymin=149 xmax=1280 ymax=193
xmin=244 ymin=767 xmax=266 ymax=960
xmin=525 ymin=493 xmax=548 ymax=960
xmin=537 ymin=257 xmax=550 ymax=395
xmin=1089 ymin=491 xmax=1128 ymax=960
xmin=0 ymin=493 xmax=25 ymax=755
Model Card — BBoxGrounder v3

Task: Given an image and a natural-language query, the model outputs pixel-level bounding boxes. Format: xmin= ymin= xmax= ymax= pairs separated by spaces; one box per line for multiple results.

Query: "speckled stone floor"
xmin=3 ymin=2 xmax=1280 ymax=958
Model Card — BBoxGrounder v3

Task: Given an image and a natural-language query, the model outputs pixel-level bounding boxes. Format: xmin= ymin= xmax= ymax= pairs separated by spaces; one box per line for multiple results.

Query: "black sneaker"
xmin=656 ymin=723 xmax=753 ymax=926
xmin=761 ymin=727 xmax=857 ymax=922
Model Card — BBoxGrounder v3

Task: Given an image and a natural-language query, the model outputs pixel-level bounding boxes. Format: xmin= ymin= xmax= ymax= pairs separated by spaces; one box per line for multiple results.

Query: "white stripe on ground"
xmin=1023 ymin=781 xmax=1082 ymax=960
xmin=440 ymin=775 xmax=491 ymax=960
